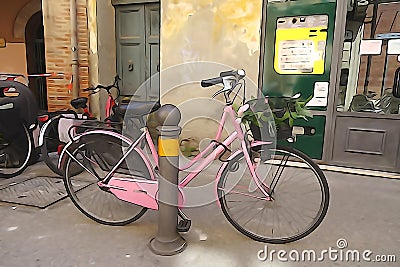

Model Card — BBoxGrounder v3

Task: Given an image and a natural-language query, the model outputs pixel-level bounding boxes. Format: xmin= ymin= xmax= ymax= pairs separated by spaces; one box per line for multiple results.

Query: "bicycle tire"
xmin=62 ymin=132 xmax=150 ymax=226
xmin=41 ymin=116 xmax=83 ymax=176
xmin=0 ymin=124 xmax=32 ymax=178
xmin=217 ymin=145 xmax=329 ymax=244
xmin=41 ymin=116 xmax=66 ymax=176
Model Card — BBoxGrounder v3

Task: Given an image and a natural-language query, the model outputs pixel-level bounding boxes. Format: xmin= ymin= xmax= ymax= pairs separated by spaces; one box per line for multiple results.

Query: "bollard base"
xmin=149 ymin=235 xmax=187 ymax=256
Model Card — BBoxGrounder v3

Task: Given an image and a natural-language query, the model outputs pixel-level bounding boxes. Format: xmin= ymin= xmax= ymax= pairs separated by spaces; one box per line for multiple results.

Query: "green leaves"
xmin=237 ymin=96 xmax=313 ymax=129
xmin=240 ymin=108 xmax=273 ymax=128
xmin=294 ymin=100 xmax=313 ymax=120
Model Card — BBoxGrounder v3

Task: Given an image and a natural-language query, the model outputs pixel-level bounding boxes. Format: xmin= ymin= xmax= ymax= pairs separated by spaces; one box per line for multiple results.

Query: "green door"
xmin=115 ymin=3 xmax=159 ymax=100
xmin=146 ymin=4 xmax=160 ymax=101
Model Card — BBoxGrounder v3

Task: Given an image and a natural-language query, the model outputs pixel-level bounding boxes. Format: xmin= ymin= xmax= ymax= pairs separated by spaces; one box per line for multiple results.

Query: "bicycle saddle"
xmin=115 ymin=101 xmax=161 ymax=118
xmin=71 ymin=97 xmax=88 ymax=109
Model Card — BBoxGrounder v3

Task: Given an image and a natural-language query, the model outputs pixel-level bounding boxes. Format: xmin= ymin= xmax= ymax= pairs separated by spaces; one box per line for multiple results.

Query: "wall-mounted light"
xmin=0 ymin=38 xmax=6 ymax=48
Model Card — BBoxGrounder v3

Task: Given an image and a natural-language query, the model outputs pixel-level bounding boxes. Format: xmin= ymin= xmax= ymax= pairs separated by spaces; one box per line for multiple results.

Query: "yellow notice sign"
xmin=158 ymin=138 xmax=179 ymax=157
xmin=274 ymin=15 xmax=328 ymax=75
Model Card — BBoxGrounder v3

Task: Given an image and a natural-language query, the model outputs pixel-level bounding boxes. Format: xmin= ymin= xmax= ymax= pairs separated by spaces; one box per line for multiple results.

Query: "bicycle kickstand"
xmin=177 ymin=209 xmax=191 ymax=233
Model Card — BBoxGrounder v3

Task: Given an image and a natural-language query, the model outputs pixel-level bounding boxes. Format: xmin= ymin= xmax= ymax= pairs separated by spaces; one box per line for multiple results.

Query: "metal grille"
xmin=0 ymin=176 xmax=86 ymax=208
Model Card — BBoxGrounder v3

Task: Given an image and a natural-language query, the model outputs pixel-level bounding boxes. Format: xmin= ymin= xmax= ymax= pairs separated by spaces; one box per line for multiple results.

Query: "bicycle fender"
xmin=57 ymin=129 xmax=134 ymax=170
xmin=57 ymin=139 xmax=76 ymax=170
xmin=38 ymin=116 xmax=59 ymax=147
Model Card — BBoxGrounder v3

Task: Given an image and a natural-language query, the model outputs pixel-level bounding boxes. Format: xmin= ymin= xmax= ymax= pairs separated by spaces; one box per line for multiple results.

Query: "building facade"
xmin=1 ymin=0 xmax=400 ymax=172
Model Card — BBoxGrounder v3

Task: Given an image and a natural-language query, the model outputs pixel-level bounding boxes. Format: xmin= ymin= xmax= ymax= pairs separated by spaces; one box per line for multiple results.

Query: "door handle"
xmin=128 ymin=60 xmax=134 ymax=71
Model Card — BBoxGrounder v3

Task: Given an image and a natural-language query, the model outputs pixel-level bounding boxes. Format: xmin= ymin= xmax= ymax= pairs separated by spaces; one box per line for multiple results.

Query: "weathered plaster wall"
xmin=0 ymin=0 xmax=39 ymax=76
xmin=0 ymin=43 xmax=28 ymax=75
xmin=160 ymin=0 xmax=263 ymax=143
xmin=96 ymin=0 xmax=117 ymax=119
xmin=0 ymin=0 xmax=34 ymax=43
xmin=161 ymin=0 xmax=262 ymax=81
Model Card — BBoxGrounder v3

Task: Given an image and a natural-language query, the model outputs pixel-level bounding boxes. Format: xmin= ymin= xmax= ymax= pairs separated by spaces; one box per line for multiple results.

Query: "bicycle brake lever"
xmin=212 ymin=88 xmax=231 ymax=98
xmin=89 ymin=88 xmax=101 ymax=95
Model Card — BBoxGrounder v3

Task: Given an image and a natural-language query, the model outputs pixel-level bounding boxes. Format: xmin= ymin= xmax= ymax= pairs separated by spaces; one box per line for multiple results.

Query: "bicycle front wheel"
xmin=62 ymin=132 xmax=150 ymax=225
xmin=217 ymin=145 xmax=329 ymax=243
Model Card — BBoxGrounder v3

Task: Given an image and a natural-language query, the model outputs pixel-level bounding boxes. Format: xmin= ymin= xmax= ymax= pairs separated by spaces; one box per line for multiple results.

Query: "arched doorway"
xmin=25 ymin=11 xmax=47 ymax=110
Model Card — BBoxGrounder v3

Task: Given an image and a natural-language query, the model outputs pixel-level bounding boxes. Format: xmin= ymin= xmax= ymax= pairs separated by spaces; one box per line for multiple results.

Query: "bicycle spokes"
xmin=218 ymin=145 xmax=329 ymax=243
xmin=269 ymin=153 xmax=289 ymax=195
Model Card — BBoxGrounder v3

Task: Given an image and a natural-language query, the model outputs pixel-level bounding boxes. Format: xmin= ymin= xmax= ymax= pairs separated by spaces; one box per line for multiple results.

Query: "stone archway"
xmin=13 ymin=0 xmax=47 ymax=110
xmin=13 ymin=0 xmax=42 ymax=40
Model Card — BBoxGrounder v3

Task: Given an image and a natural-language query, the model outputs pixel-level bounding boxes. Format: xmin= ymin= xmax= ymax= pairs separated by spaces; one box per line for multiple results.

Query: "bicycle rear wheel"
xmin=0 ymin=124 xmax=32 ymax=178
xmin=42 ymin=116 xmax=89 ymax=176
xmin=217 ymin=145 xmax=329 ymax=243
xmin=41 ymin=116 xmax=68 ymax=176
xmin=62 ymin=132 xmax=150 ymax=225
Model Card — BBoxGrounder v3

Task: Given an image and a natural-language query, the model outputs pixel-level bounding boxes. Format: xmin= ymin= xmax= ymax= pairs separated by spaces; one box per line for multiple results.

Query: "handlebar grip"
xmin=219 ymin=70 xmax=237 ymax=77
xmin=201 ymin=77 xmax=223 ymax=87
xmin=83 ymin=87 xmax=95 ymax=91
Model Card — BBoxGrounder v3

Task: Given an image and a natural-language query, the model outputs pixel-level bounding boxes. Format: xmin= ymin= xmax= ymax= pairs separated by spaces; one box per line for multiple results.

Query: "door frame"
xmin=113 ymin=0 xmax=160 ymax=99
xmin=323 ymin=0 xmax=347 ymax=163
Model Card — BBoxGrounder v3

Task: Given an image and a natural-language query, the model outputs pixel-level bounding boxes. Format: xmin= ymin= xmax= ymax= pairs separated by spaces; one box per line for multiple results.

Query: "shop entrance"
xmin=329 ymin=1 xmax=400 ymax=171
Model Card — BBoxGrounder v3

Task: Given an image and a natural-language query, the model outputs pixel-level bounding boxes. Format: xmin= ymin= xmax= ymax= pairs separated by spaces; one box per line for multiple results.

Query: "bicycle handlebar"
xmin=201 ymin=69 xmax=246 ymax=103
xmin=0 ymin=73 xmax=27 ymax=79
xmin=200 ymin=69 xmax=246 ymax=88
xmin=201 ymin=77 xmax=223 ymax=87
xmin=83 ymin=84 xmax=113 ymax=92
xmin=83 ymin=75 xmax=121 ymax=98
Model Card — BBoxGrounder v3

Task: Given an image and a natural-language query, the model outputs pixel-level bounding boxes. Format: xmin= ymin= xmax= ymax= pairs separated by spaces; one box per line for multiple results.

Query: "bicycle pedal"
xmin=251 ymin=150 xmax=261 ymax=163
xmin=177 ymin=219 xmax=191 ymax=233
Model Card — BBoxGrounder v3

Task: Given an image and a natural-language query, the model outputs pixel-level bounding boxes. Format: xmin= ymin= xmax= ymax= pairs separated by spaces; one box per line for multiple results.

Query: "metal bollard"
xmin=149 ymin=104 xmax=187 ymax=255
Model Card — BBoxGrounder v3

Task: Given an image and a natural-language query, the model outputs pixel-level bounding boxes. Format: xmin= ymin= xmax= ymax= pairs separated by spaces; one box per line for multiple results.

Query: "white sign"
xmin=360 ymin=40 xmax=383 ymax=55
xmin=278 ymin=40 xmax=315 ymax=73
xmin=388 ymin=39 xmax=400 ymax=55
xmin=306 ymin=82 xmax=329 ymax=107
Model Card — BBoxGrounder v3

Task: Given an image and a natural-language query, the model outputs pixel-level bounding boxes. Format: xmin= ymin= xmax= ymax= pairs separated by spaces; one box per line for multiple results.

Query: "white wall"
xmin=160 ymin=0 xmax=263 ymax=143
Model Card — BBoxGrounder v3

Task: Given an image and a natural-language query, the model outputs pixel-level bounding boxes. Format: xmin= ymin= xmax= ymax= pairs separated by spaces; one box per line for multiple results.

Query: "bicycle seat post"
xmin=149 ymin=104 xmax=187 ymax=255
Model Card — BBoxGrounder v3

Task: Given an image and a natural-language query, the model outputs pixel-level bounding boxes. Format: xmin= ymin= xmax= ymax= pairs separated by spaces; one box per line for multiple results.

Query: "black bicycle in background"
xmin=0 ymin=73 xmax=123 ymax=178
xmin=0 ymin=74 xmax=38 ymax=178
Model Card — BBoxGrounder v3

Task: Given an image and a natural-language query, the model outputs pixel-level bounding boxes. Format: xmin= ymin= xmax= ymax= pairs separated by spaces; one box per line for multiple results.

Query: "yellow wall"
xmin=0 ymin=43 xmax=27 ymax=75
xmin=160 ymin=0 xmax=263 ymax=144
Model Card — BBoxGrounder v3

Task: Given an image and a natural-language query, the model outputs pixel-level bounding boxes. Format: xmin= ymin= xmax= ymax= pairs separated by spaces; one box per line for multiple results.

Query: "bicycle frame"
xmin=39 ymin=75 xmax=120 ymax=147
xmin=105 ymin=93 xmax=116 ymax=118
xmin=61 ymin=103 xmax=272 ymax=210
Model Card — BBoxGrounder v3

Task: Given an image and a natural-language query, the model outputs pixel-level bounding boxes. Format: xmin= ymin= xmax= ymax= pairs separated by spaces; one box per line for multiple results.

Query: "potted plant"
xmin=236 ymin=95 xmax=313 ymax=141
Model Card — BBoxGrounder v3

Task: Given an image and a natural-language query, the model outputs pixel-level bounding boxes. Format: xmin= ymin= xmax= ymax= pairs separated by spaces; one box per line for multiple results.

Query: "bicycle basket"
xmin=244 ymin=98 xmax=276 ymax=142
xmin=58 ymin=114 xmax=86 ymax=143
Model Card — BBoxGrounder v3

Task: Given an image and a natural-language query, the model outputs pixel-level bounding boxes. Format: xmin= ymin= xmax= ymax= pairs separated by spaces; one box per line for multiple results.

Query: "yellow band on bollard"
xmin=158 ymin=138 xmax=179 ymax=157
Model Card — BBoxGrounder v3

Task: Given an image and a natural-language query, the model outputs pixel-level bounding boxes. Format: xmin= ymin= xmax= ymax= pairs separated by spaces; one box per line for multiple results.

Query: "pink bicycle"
xmin=59 ymin=69 xmax=329 ymax=244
